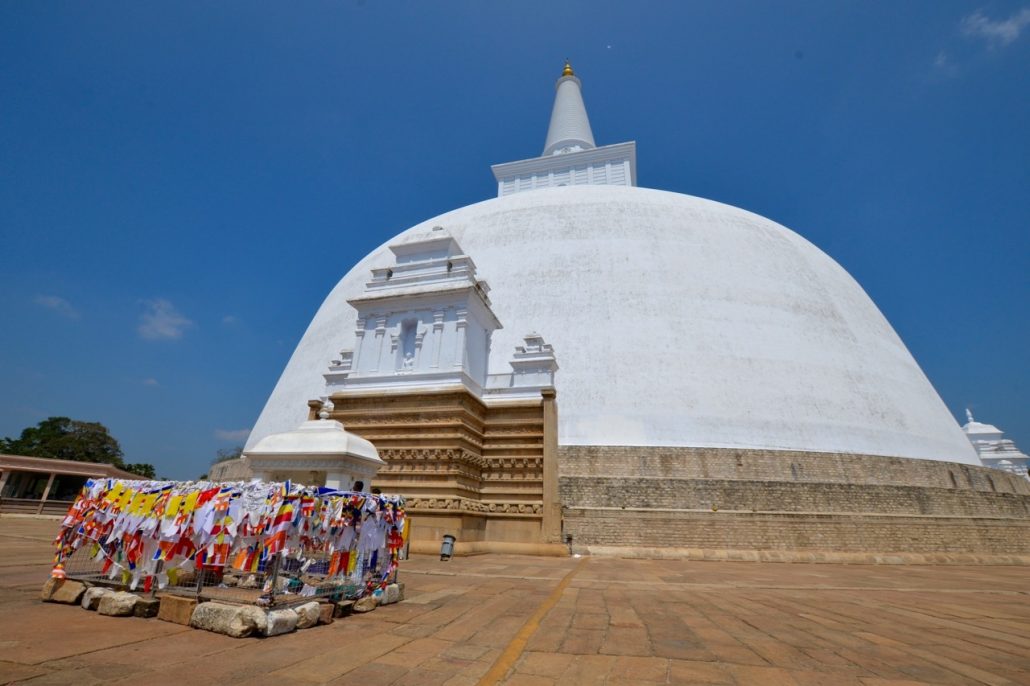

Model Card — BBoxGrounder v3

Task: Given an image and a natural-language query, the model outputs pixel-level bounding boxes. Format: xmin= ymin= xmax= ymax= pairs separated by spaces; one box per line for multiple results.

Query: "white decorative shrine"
xmin=324 ymin=226 xmax=557 ymax=403
xmin=962 ymin=410 xmax=1030 ymax=481
xmin=244 ymin=401 xmax=384 ymax=491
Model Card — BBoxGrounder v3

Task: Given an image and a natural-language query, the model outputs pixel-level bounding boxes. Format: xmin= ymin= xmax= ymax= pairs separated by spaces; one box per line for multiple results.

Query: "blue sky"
xmin=1 ymin=2 xmax=1027 ymax=479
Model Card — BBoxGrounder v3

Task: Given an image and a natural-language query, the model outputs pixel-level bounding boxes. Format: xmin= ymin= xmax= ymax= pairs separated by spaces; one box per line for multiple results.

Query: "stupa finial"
xmin=543 ymin=60 xmax=595 ymax=156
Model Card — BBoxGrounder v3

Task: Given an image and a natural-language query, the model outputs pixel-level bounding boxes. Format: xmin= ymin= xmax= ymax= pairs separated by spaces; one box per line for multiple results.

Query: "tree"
xmin=124 ymin=463 xmax=157 ymax=479
xmin=1 ymin=416 xmax=156 ymax=478
xmin=212 ymin=445 xmax=243 ymax=464
xmin=2 ymin=417 xmax=123 ymax=464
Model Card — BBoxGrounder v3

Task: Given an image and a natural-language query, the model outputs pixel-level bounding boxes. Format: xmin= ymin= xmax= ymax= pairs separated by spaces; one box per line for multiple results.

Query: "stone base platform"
xmin=560 ymin=446 xmax=1030 ymax=560
xmin=577 ymin=544 xmax=1030 ymax=565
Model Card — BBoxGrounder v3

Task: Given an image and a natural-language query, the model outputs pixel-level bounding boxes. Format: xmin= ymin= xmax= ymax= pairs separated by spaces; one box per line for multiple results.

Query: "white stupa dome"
xmin=249 ymin=183 xmax=977 ymax=466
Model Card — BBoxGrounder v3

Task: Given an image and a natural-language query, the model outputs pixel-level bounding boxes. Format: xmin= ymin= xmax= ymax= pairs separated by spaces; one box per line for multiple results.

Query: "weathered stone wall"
xmin=563 ymin=509 xmax=1030 ymax=555
xmin=560 ymin=477 xmax=1030 ymax=518
xmin=209 ymin=458 xmax=251 ymax=482
xmin=559 ymin=445 xmax=1030 ymax=494
xmin=558 ymin=446 xmax=1030 ymax=558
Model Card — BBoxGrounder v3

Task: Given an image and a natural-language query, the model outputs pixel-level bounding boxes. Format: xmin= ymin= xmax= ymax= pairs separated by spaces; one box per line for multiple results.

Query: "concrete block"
xmin=264 ymin=609 xmax=298 ymax=636
xmin=334 ymin=600 xmax=355 ymax=618
xmin=157 ymin=594 xmax=199 ymax=625
xmin=294 ymin=601 xmax=320 ymax=629
xmin=81 ymin=587 xmax=113 ymax=611
xmin=97 ymin=591 xmax=139 ymax=616
xmin=41 ymin=578 xmax=86 ymax=605
xmin=190 ymin=602 xmax=267 ymax=638
xmin=133 ymin=597 xmax=161 ymax=618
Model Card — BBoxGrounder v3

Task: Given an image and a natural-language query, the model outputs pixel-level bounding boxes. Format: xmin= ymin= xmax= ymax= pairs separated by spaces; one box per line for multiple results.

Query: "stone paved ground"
xmin=1 ymin=516 xmax=1028 ymax=685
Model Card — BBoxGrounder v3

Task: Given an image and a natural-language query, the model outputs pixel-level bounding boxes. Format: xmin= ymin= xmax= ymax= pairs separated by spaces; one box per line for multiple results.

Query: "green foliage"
xmin=1 ymin=416 xmax=157 ymax=479
xmin=124 ymin=463 xmax=157 ymax=479
xmin=2 ymin=416 xmax=123 ymax=464
xmin=212 ymin=445 xmax=243 ymax=464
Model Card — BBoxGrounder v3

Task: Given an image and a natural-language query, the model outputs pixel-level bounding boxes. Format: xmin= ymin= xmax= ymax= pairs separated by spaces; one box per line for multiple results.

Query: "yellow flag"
xmin=142 ymin=493 xmax=159 ymax=516
xmin=165 ymin=495 xmax=183 ymax=518
xmin=183 ymin=491 xmax=200 ymax=514
xmin=130 ymin=493 xmax=147 ymax=516
xmin=106 ymin=482 xmax=126 ymax=503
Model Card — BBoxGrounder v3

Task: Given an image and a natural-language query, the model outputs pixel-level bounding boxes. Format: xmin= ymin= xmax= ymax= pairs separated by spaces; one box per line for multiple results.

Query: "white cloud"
xmin=932 ymin=50 xmax=961 ymax=78
xmin=138 ymin=299 xmax=193 ymax=340
xmin=215 ymin=428 xmax=251 ymax=442
xmin=142 ymin=378 xmax=160 ymax=387
xmin=961 ymin=7 xmax=1030 ymax=47
xmin=34 ymin=294 xmax=79 ymax=319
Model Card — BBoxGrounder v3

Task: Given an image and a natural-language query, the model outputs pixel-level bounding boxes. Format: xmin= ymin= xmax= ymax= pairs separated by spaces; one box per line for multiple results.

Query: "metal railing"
xmin=0 ymin=497 xmax=73 ymax=516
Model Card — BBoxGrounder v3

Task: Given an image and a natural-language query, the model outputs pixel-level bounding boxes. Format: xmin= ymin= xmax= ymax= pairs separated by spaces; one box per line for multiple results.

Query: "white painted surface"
xmin=543 ymin=75 xmax=595 ymax=156
xmin=248 ymin=185 xmax=979 ymax=465
xmin=245 ymin=417 xmax=384 ymax=491
xmin=325 ymin=228 xmax=499 ymax=396
xmin=246 ymin=418 xmax=381 ymax=462
xmin=492 ymin=141 xmax=637 ymax=198
xmin=492 ymin=67 xmax=636 ymax=197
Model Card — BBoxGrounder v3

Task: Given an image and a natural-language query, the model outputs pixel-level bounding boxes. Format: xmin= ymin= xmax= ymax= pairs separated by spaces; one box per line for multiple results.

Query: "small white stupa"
xmin=244 ymin=399 xmax=384 ymax=491
xmin=962 ymin=409 xmax=1030 ymax=481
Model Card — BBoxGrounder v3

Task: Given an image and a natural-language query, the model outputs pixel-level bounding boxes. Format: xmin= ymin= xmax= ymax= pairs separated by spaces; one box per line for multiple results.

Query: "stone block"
xmin=238 ymin=574 xmax=259 ymax=589
xmin=133 ymin=597 xmax=161 ymax=618
xmin=352 ymin=595 xmax=378 ymax=613
xmin=41 ymin=578 xmax=86 ymax=605
xmin=97 ymin=591 xmax=139 ymax=616
xmin=294 ymin=601 xmax=320 ymax=630
xmin=395 ymin=582 xmax=405 ymax=601
xmin=317 ymin=603 xmax=334 ymax=625
xmin=380 ymin=584 xmax=401 ymax=606
xmin=81 ymin=587 xmax=113 ymax=611
xmin=40 ymin=577 xmax=60 ymax=601
xmin=190 ymin=602 xmax=267 ymax=638
xmin=334 ymin=600 xmax=355 ymax=618
xmin=264 ymin=609 xmax=299 ymax=636
xmin=157 ymin=594 xmax=199 ymax=625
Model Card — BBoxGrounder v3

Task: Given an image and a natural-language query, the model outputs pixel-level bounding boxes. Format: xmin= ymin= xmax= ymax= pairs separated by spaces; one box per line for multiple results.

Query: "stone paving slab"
xmin=1 ymin=516 xmax=1028 ymax=685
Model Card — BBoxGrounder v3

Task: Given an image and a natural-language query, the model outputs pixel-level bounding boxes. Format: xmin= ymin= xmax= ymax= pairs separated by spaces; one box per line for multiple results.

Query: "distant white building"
xmin=962 ymin=409 xmax=1030 ymax=480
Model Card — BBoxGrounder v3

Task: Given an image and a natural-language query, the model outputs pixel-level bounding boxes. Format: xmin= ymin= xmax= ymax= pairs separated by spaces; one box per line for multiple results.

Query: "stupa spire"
xmin=542 ymin=60 xmax=596 ymax=156
xmin=491 ymin=62 xmax=636 ymax=197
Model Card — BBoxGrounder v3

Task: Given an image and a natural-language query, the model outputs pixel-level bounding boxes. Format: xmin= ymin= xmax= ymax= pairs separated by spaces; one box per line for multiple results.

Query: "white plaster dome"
xmin=249 ymin=185 xmax=978 ymax=466
xmin=247 ymin=418 xmax=382 ymax=464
